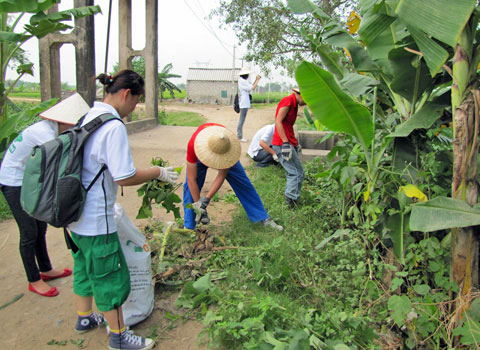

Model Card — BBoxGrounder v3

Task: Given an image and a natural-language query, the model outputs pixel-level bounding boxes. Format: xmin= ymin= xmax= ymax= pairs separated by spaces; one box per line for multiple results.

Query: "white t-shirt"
xmin=238 ymin=77 xmax=253 ymax=109
xmin=0 ymin=120 xmax=58 ymax=186
xmin=68 ymin=102 xmax=136 ymax=236
xmin=247 ymin=124 xmax=275 ymax=158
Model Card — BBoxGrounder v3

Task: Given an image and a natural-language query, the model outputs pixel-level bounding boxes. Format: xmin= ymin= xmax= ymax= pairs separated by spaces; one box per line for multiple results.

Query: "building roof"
xmin=187 ymin=68 xmax=241 ymax=82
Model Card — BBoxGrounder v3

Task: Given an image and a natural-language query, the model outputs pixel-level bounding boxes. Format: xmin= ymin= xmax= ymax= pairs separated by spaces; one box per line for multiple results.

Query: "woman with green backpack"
xmin=0 ymin=93 xmax=89 ymax=297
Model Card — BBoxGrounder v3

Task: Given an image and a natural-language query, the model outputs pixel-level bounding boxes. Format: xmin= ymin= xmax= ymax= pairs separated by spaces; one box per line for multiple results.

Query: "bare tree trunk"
xmin=451 ymin=92 xmax=479 ymax=323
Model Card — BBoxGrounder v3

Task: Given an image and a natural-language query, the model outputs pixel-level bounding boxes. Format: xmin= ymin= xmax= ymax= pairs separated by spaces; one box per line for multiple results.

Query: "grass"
xmin=9 ymin=91 xmax=41 ymax=99
xmin=160 ymin=89 xmax=186 ymax=100
xmin=186 ymin=161 xmax=378 ymax=348
xmin=148 ymin=160 xmax=380 ymax=349
xmin=0 ymin=194 xmax=11 ymax=221
xmin=158 ymin=109 xmax=206 ymax=127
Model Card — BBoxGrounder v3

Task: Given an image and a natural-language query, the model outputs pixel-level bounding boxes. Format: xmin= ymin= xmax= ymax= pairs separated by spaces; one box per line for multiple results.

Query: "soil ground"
xmin=0 ymin=102 xmax=278 ymax=349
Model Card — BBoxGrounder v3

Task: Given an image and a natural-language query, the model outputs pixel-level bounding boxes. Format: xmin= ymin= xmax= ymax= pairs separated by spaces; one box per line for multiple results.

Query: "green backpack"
xmin=20 ymin=113 xmax=120 ymax=231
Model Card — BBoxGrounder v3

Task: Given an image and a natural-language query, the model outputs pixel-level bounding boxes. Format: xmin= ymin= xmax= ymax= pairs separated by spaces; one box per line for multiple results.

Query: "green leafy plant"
xmin=136 ymin=157 xmax=182 ymax=219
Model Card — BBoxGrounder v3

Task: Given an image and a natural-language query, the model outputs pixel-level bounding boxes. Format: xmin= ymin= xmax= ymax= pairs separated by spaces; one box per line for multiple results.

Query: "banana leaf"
xmin=29 ymin=5 xmax=102 ymax=25
xmin=295 ymin=61 xmax=374 ymax=149
xmin=386 ymin=213 xmax=409 ymax=264
xmin=0 ymin=99 xmax=57 ymax=142
xmin=406 ymin=25 xmax=449 ymax=77
xmin=340 ymin=72 xmax=379 ymax=97
xmin=287 ymin=0 xmax=329 ymax=19
xmin=326 ymin=32 xmax=380 ymax=72
xmin=0 ymin=31 xmax=29 ymax=43
xmin=0 ymin=0 xmax=58 ymax=13
xmin=389 ymin=101 xmax=447 ymax=137
xmin=410 ymin=197 xmax=480 ymax=232
xmin=395 ymin=0 xmax=476 ymax=47
xmin=358 ymin=13 xmax=396 ymax=46
xmin=388 ymin=46 xmax=434 ymax=102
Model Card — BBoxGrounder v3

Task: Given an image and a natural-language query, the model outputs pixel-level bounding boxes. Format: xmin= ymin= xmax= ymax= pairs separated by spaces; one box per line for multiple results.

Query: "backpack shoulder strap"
xmin=82 ymin=113 xmax=124 ymax=133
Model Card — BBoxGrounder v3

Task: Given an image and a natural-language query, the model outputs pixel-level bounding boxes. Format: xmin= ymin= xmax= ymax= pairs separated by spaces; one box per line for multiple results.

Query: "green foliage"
xmin=157 ymin=109 xmax=206 ymax=127
xmin=112 ymin=58 xmax=182 ymax=101
xmin=161 ymin=89 xmax=186 ymax=100
xmin=168 ymin=164 xmax=383 ymax=349
xmin=251 ymin=91 xmax=286 ymax=104
xmin=175 ymin=273 xmax=221 ymax=309
xmin=0 ymin=98 xmax=56 ymax=159
xmin=136 ymin=157 xmax=182 ymax=220
xmin=9 ymin=91 xmax=41 ymax=99
xmin=211 ymin=0 xmax=355 ymax=75
xmin=0 ymin=193 xmax=10 ymax=221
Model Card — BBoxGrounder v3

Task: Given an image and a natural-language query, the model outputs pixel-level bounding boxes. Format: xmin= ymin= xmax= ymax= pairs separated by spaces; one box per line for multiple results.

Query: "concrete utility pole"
xmin=119 ymin=0 xmax=158 ymax=122
xmin=267 ymin=80 xmax=271 ymax=104
xmin=39 ymin=0 xmax=96 ymax=105
xmin=231 ymin=44 xmax=236 ymax=105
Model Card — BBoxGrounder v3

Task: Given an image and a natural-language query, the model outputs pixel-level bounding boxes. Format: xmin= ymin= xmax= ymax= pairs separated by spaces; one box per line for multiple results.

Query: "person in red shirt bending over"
xmin=271 ymin=88 xmax=306 ymax=208
xmin=183 ymin=123 xmax=282 ymax=231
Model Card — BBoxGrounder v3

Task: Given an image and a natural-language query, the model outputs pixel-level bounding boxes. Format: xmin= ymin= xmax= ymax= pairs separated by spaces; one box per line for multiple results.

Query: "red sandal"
xmin=28 ymin=283 xmax=59 ymax=297
xmin=40 ymin=268 xmax=72 ymax=281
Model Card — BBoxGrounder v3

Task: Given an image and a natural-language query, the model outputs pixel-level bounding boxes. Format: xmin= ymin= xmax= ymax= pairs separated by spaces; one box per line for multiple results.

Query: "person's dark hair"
xmin=97 ymin=69 xmax=145 ymax=96
xmin=240 ymin=74 xmax=249 ymax=80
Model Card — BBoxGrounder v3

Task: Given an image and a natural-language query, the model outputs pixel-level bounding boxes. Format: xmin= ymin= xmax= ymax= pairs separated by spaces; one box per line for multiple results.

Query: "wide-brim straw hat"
xmin=194 ymin=126 xmax=241 ymax=169
xmin=237 ymin=66 xmax=252 ymax=75
xmin=40 ymin=93 xmax=90 ymax=125
xmin=292 ymin=87 xmax=301 ymax=94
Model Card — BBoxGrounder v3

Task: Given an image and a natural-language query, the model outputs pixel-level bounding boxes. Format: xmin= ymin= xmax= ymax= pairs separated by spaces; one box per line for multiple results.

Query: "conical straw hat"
xmin=237 ymin=66 xmax=252 ymax=75
xmin=194 ymin=126 xmax=241 ymax=169
xmin=40 ymin=93 xmax=90 ymax=125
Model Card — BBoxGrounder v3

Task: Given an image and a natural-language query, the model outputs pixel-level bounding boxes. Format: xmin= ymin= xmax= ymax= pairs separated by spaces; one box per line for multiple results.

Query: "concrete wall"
xmin=298 ymin=131 xmax=337 ymax=150
xmin=297 ymin=130 xmax=337 ymax=163
xmin=125 ymin=118 xmax=157 ymax=135
xmin=186 ymin=81 xmax=235 ymax=104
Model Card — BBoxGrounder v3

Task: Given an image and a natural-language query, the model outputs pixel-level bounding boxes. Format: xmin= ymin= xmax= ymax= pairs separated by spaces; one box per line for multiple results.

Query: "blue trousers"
xmin=253 ymin=149 xmax=276 ymax=167
xmin=272 ymin=145 xmax=304 ymax=200
xmin=183 ymin=161 xmax=269 ymax=229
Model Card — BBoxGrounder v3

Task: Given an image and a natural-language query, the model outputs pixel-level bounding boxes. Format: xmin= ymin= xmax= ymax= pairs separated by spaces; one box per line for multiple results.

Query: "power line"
xmin=183 ymin=0 xmax=234 ymax=57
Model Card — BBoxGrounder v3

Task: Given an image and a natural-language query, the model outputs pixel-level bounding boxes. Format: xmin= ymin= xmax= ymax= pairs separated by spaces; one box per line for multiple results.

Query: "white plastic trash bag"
xmin=114 ymin=203 xmax=154 ymax=326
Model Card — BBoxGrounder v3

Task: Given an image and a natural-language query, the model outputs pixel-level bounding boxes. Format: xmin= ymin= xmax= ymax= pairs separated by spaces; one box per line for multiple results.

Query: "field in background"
xmin=9 ymin=88 xmax=290 ymax=104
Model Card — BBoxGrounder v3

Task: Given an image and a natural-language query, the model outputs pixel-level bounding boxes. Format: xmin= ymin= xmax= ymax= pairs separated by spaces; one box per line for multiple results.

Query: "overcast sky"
xmin=8 ymin=0 xmax=295 ymax=86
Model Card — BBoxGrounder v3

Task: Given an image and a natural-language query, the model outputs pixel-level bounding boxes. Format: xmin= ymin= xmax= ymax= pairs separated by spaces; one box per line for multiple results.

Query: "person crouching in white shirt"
xmin=247 ymin=124 xmax=279 ymax=167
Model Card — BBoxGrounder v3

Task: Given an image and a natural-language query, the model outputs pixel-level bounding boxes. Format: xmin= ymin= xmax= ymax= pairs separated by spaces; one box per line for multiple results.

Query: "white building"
xmin=186 ymin=68 xmax=241 ymax=104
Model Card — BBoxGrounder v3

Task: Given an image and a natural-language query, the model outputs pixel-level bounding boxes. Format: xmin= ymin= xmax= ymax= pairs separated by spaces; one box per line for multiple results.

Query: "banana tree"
xmin=287 ymin=0 xmax=452 ymax=235
xmin=395 ymin=0 xmax=480 ymax=324
xmin=289 ymin=0 xmax=480 ymax=324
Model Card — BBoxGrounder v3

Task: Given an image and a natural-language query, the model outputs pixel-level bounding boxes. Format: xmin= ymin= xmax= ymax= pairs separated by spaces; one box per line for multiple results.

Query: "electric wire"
xmin=183 ymin=0 xmax=234 ymax=56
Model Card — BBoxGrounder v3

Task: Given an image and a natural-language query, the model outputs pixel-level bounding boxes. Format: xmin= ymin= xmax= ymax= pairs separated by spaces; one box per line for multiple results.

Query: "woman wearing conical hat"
xmin=183 ymin=123 xmax=283 ymax=231
xmin=236 ymin=66 xmax=261 ymax=142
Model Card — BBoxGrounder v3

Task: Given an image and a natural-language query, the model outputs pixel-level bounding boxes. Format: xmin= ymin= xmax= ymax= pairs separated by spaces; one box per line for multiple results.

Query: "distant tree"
xmin=158 ymin=63 xmax=181 ymax=101
xmin=211 ymin=0 xmax=356 ymax=75
xmin=266 ymin=82 xmax=282 ymax=92
xmin=112 ymin=58 xmax=181 ymax=101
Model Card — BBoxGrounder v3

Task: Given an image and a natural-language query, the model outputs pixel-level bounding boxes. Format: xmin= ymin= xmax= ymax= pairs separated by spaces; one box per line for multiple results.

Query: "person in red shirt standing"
xmin=183 ymin=123 xmax=282 ymax=231
xmin=272 ymin=88 xmax=306 ymax=208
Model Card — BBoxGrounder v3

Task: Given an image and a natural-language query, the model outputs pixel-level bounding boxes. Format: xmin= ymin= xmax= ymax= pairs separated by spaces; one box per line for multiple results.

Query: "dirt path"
xmin=0 ymin=103 xmax=277 ymax=349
